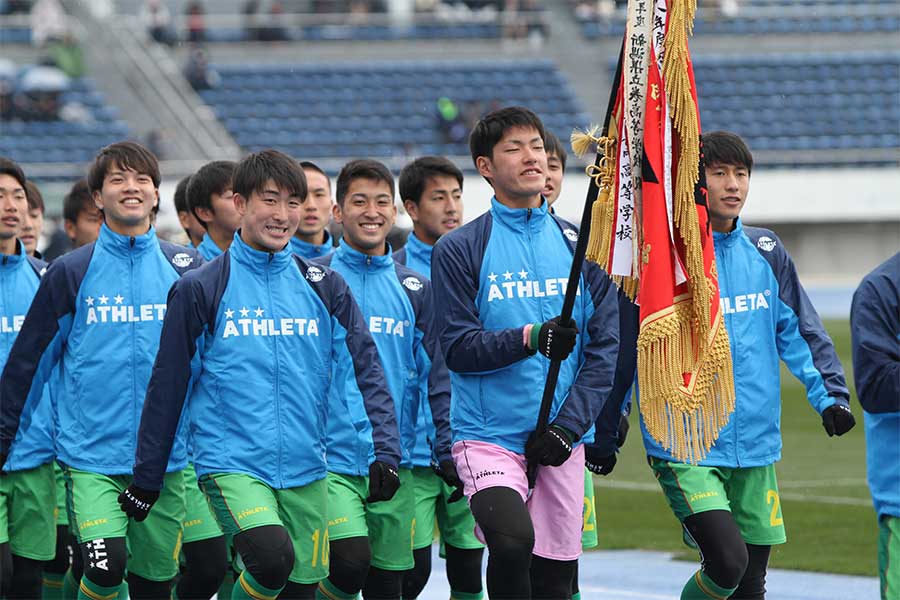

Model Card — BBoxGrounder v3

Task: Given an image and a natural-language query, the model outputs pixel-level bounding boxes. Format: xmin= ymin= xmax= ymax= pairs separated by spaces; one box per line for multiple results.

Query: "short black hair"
xmin=398 ymin=156 xmax=463 ymax=205
xmin=187 ymin=160 xmax=236 ymax=228
xmin=25 ymin=181 xmax=44 ymax=214
xmin=702 ymin=131 xmax=753 ymax=174
xmin=173 ymin=175 xmax=191 ymax=214
xmin=335 ymin=159 xmax=394 ymax=206
xmin=0 ymin=157 xmax=27 ymax=191
xmin=300 ymin=161 xmax=329 ymax=181
xmin=468 ymin=106 xmax=546 ymax=166
xmin=63 ymin=179 xmax=94 ymax=223
xmin=544 ymin=131 xmax=567 ymax=171
xmin=87 ymin=141 xmax=160 ymax=193
xmin=233 ymin=149 xmax=307 ymax=201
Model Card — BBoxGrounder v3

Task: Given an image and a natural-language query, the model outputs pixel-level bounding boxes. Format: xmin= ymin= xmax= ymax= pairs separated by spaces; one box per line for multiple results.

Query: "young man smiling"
xmin=431 ymin=107 xmax=620 ymax=599
xmin=313 ymin=159 xmax=453 ymax=600
xmin=0 ymin=142 xmax=203 ymax=600
xmin=290 ymin=161 xmax=335 ymax=259
xmin=189 ymin=160 xmax=240 ymax=260
xmin=129 ymin=150 xmax=400 ymax=600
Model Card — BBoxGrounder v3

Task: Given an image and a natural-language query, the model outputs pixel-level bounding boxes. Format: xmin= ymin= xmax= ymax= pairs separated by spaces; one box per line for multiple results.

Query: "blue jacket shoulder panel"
xmin=393 ymin=247 xmax=407 ymax=266
xmin=851 ymin=253 xmax=900 ymax=414
xmin=25 ymin=255 xmax=48 ymax=277
xmin=158 ymin=241 xmax=205 ymax=277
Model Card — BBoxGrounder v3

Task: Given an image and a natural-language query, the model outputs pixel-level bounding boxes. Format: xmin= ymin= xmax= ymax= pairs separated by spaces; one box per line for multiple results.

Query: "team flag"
xmin=572 ymin=0 xmax=735 ymax=462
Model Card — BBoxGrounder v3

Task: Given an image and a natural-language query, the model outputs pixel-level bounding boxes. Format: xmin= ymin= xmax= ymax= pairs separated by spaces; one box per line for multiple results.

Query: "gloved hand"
xmin=616 ymin=413 xmax=630 ymax=448
xmin=367 ymin=461 xmax=401 ymax=503
xmin=584 ymin=445 xmax=617 ymax=476
xmin=117 ymin=484 xmax=160 ymax=521
xmin=528 ymin=316 xmax=578 ymax=361
xmin=525 ymin=425 xmax=574 ymax=467
xmin=822 ymin=403 xmax=856 ymax=437
xmin=432 ymin=459 xmax=464 ymax=503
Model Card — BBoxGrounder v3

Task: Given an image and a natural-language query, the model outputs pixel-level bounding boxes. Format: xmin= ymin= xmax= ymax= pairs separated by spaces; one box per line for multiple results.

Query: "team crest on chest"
xmin=563 ymin=229 xmax=578 ymax=243
xmin=757 ymin=237 xmax=776 ymax=252
xmin=402 ymin=276 xmax=423 ymax=292
xmin=306 ymin=266 xmax=325 ymax=282
xmin=172 ymin=253 xmax=194 ymax=268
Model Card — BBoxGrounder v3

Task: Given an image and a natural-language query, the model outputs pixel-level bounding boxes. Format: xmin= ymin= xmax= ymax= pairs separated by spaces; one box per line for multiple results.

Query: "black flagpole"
xmin=527 ymin=41 xmax=625 ymax=490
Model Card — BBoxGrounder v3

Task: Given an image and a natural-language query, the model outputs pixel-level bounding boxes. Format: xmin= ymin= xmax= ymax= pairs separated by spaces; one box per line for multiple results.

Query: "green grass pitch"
xmin=590 ymin=319 xmax=878 ymax=576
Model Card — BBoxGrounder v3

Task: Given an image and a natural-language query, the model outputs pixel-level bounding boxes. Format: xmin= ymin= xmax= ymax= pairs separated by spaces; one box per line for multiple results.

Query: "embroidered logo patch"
xmin=757 ymin=237 xmax=776 ymax=252
xmin=172 ymin=253 xmax=194 ymax=268
xmin=306 ymin=266 xmax=325 ymax=282
xmin=402 ymin=276 xmax=423 ymax=291
xmin=564 ymin=228 xmax=579 ymax=243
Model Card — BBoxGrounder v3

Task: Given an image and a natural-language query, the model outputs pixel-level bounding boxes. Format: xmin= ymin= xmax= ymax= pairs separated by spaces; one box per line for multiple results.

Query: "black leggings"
xmin=326 ymin=536 xmax=371 ymax=596
xmin=177 ymin=535 xmax=228 ymax=599
xmin=469 ymin=486 xmax=534 ymax=599
xmin=233 ymin=524 xmax=295 ymax=591
xmin=44 ymin=525 xmax=71 ymax=574
xmin=402 ymin=544 xmax=483 ymax=599
xmin=683 ymin=510 xmax=770 ymax=598
xmin=1 ymin=546 xmax=44 ymax=599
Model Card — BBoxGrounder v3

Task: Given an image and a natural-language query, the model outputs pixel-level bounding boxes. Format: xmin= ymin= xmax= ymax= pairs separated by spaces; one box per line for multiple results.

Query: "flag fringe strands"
xmin=575 ymin=0 xmax=735 ymax=463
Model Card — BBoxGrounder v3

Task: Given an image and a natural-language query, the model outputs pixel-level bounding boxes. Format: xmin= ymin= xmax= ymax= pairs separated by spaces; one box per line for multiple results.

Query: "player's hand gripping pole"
xmin=526 ymin=43 xmax=624 ymax=491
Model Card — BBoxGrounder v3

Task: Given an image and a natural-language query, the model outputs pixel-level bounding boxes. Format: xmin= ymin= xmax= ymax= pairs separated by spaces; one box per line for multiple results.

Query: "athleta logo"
xmin=369 ymin=316 xmax=409 ymax=337
xmin=720 ymin=290 xmax=771 ymax=315
xmin=757 ymin=237 xmax=776 ymax=252
xmin=306 ymin=266 xmax=326 ymax=282
xmin=87 ymin=538 xmax=109 ymax=571
xmin=172 ymin=252 xmax=194 ymax=268
xmin=84 ymin=294 xmax=166 ymax=325
xmin=221 ymin=306 xmax=320 ymax=338
xmin=402 ymin=276 xmax=423 ymax=292
xmin=485 ymin=269 xmax=580 ymax=303
xmin=0 ymin=314 xmax=25 ymax=333
xmin=564 ymin=228 xmax=578 ymax=242
xmin=473 ymin=469 xmax=504 ymax=480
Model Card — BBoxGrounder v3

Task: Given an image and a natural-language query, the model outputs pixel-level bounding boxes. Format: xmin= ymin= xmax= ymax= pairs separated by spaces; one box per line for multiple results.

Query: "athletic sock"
xmin=43 ymin=571 xmax=67 ymax=599
xmin=681 ymin=569 xmax=737 ymax=600
xmin=218 ymin=571 xmax=234 ymax=600
xmin=231 ymin=570 xmax=283 ymax=600
xmin=450 ymin=590 xmax=484 ymax=600
xmin=571 ymin=593 xmax=581 ymax=600
xmin=77 ymin=576 xmax=120 ymax=600
xmin=63 ymin=570 xmax=79 ymax=600
xmin=118 ymin=581 xmax=129 ymax=598
xmin=315 ymin=578 xmax=359 ymax=600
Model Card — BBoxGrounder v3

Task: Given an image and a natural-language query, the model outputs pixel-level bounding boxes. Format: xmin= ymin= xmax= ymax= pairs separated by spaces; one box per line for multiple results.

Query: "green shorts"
xmin=199 ymin=472 xmax=328 ymax=584
xmin=0 ymin=462 xmax=56 ymax=560
xmin=879 ymin=515 xmax=900 ymax=600
xmin=411 ymin=466 xmax=482 ymax=551
xmin=326 ymin=469 xmax=415 ymax=570
xmin=582 ymin=468 xmax=598 ymax=549
xmin=182 ymin=465 xmax=223 ymax=544
xmin=54 ymin=462 xmax=68 ymax=526
xmin=650 ymin=458 xmax=787 ymax=546
xmin=64 ymin=466 xmax=186 ymax=581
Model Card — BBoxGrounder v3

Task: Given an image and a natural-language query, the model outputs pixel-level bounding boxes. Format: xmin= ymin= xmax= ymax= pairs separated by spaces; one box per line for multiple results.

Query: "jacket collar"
xmin=229 ymin=230 xmax=293 ymax=274
xmin=96 ymin=222 xmax=158 ymax=256
xmin=198 ymin=233 xmax=224 ymax=259
xmin=490 ymin=196 xmax=549 ymax=233
xmin=404 ymin=232 xmax=433 ymax=267
xmin=334 ymin=238 xmax=394 ymax=273
xmin=713 ymin=217 xmax=744 ymax=248
xmin=290 ymin=230 xmax=333 ymax=258
xmin=0 ymin=239 xmax=26 ymax=268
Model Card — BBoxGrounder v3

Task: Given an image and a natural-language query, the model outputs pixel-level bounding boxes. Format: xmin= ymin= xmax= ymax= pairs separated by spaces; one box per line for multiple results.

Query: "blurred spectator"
xmin=184 ymin=46 xmax=220 ymax=91
xmin=46 ymin=32 xmax=85 ymax=78
xmin=259 ymin=1 xmax=289 ymax=42
xmin=1 ymin=0 xmax=33 ymax=16
xmin=186 ymin=0 xmax=206 ymax=43
xmin=242 ymin=0 xmax=260 ymax=41
xmin=0 ymin=80 xmax=13 ymax=121
xmin=30 ymin=0 xmax=67 ymax=47
xmin=140 ymin=0 xmax=177 ymax=46
xmin=435 ymin=96 xmax=467 ymax=144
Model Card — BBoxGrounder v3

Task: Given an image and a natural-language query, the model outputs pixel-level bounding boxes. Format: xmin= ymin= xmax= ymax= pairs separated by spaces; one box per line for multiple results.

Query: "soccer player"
xmin=188 ymin=160 xmax=240 ymax=260
xmin=642 ymin=131 xmax=854 ymax=600
xmin=850 ymin=252 xmax=899 ymax=600
xmin=62 ymin=178 xmax=103 ymax=249
xmin=174 ymin=174 xmax=205 ymax=248
xmin=431 ymin=106 xmax=621 ymax=599
xmin=127 ymin=150 xmax=401 ymax=600
xmin=541 ymin=131 xmax=565 ymax=208
xmin=313 ymin=159 xmax=453 ymax=600
xmin=0 ymin=142 xmax=203 ymax=600
xmin=0 ymin=158 xmax=56 ymax=600
xmin=290 ymin=161 xmax=334 ymax=259
xmin=20 ymin=180 xmax=44 ymax=257
xmin=394 ymin=155 xmax=484 ymax=600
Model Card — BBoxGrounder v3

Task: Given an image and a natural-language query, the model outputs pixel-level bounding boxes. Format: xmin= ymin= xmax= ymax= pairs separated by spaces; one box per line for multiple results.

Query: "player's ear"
xmin=233 ymin=192 xmax=249 ymax=218
xmin=403 ymin=199 xmax=418 ymax=222
xmin=332 ymin=201 xmax=343 ymax=225
xmin=475 ymin=156 xmax=492 ymax=180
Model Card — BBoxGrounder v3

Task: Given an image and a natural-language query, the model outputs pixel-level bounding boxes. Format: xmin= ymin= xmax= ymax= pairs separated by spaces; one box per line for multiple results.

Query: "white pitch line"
xmin=599 ymin=481 xmax=872 ymax=507
xmin=777 ymin=478 xmax=867 ymax=489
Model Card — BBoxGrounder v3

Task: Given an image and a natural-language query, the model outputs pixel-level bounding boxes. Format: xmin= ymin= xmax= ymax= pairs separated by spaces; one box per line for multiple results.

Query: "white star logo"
xmin=488 ymin=272 xmax=498 ymax=282
xmin=224 ymin=308 xmax=234 ymax=319
xmin=503 ymin=271 xmax=513 ymax=281
xmin=254 ymin=307 xmax=264 ymax=317
xmin=518 ymin=269 xmax=528 ymax=279
xmin=98 ymin=295 xmax=109 ymax=305
xmin=86 ymin=296 xmax=94 ymax=306
xmin=114 ymin=294 xmax=124 ymax=304
xmin=239 ymin=307 xmax=250 ymax=317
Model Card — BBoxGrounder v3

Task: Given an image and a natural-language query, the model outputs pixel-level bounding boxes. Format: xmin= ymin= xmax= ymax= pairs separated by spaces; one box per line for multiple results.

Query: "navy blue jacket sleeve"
xmin=431 ymin=224 xmax=532 ymax=373
xmin=305 ymin=259 xmax=401 ymax=469
xmin=133 ymin=262 xmax=221 ymax=491
xmin=552 ymin=261 xmax=620 ymax=442
xmin=850 ymin=254 xmax=900 ymax=414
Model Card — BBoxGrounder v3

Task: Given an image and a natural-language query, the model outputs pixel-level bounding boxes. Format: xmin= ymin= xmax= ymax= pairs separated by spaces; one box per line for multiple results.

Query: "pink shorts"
xmin=451 ymin=439 xmax=586 ymax=561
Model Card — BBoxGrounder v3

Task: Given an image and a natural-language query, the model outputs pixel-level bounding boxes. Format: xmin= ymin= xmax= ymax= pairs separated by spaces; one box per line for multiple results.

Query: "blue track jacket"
xmin=431 ymin=198 xmax=620 ymax=454
xmin=0 ymin=224 xmax=201 ymax=475
xmin=291 ymin=230 xmax=334 ymax=260
xmin=1 ymin=243 xmax=53 ymax=472
xmin=315 ymin=240 xmax=451 ymax=474
xmin=642 ymin=218 xmax=850 ymax=466
xmin=133 ymin=233 xmax=400 ymax=491
xmin=851 ymin=252 xmax=900 ymax=519
xmin=197 ymin=233 xmax=224 ymax=261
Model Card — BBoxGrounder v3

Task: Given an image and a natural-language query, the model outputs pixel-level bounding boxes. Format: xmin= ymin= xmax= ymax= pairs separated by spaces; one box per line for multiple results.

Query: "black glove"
xmin=822 ymin=404 xmax=856 ymax=437
xmin=432 ymin=459 xmax=464 ymax=503
xmin=525 ymin=425 xmax=573 ymax=467
xmin=529 ymin=316 xmax=578 ymax=361
xmin=367 ymin=461 xmax=401 ymax=503
xmin=117 ymin=484 xmax=160 ymax=522
xmin=584 ymin=444 xmax=617 ymax=476
xmin=0 ymin=452 xmax=7 ymax=477
xmin=616 ymin=413 xmax=630 ymax=448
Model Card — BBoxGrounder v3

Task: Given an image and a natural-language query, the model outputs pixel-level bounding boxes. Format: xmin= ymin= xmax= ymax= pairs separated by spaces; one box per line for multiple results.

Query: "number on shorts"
xmin=583 ymin=496 xmax=595 ymax=532
xmin=766 ymin=489 xmax=783 ymax=527
xmin=311 ymin=528 xmax=330 ymax=568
